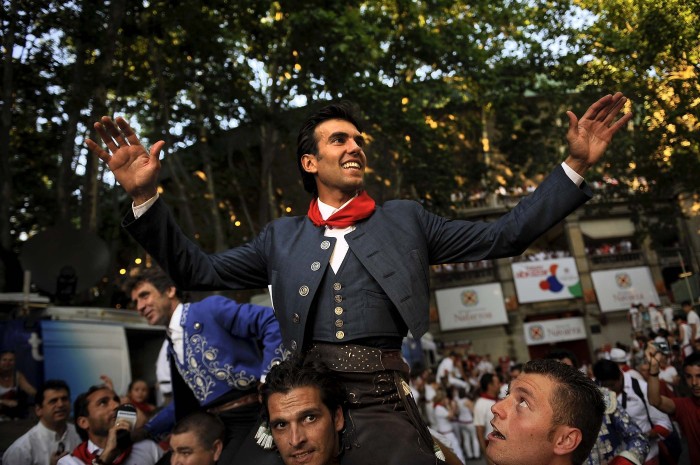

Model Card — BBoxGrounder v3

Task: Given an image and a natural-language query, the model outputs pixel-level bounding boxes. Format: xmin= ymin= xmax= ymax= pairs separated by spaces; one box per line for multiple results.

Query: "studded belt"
xmin=305 ymin=343 xmax=408 ymax=373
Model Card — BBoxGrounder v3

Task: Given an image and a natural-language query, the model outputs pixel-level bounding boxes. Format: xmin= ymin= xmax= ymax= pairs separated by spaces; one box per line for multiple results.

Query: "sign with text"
xmin=511 ymin=257 xmax=582 ymax=303
xmin=523 ymin=317 xmax=587 ymax=345
xmin=435 ymin=283 xmax=508 ymax=331
xmin=591 ymin=266 xmax=660 ymax=312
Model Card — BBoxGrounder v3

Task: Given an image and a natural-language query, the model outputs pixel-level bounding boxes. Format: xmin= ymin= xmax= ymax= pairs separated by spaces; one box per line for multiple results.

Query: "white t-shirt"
xmin=687 ymin=310 xmax=700 ymax=340
xmin=57 ymin=439 xmax=163 ymax=465
xmin=2 ymin=422 xmax=81 ymax=465
xmin=472 ymin=397 xmax=496 ymax=439
xmin=659 ymin=365 xmax=678 ymax=385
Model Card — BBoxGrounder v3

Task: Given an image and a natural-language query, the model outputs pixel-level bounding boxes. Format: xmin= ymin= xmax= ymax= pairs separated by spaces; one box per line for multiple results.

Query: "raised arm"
xmin=644 ymin=344 xmax=676 ymax=415
xmin=86 ymin=116 xmax=165 ymax=206
xmin=565 ymin=92 xmax=633 ymax=176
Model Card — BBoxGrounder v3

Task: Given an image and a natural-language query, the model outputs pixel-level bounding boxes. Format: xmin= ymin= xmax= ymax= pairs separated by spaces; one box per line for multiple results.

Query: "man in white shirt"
xmin=57 ymin=385 xmax=162 ymax=465
xmin=647 ymin=303 xmax=666 ymax=334
xmin=436 ymin=352 xmax=469 ymax=390
xmin=2 ymin=380 xmax=81 ymax=465
xmin=682 ymin=300 xmax=700 ymax=347
xmin=593 ymin=359 xmax=673 ymax=465
xmin=473 ymin=373 xmax=501 ymax=465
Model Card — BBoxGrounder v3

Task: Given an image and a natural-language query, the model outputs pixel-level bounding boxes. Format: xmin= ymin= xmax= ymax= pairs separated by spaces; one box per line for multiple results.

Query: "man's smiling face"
xmin=301 ymin=118 xmax=367 ymax=207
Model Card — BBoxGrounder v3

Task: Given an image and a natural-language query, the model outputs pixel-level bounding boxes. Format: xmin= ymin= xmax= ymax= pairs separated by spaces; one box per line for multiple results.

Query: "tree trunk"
xmin=0 ymin=0 xmax=17 ymax=251
xmin=58 ymin=25 xmax=88 ymax=223
xmin=258 ymin=120 xmax=279 ymax=225
xmin=83 ymin=0 xmax=126 ymax=233
xmin=151 ymin=47 xmax=197 ymax=237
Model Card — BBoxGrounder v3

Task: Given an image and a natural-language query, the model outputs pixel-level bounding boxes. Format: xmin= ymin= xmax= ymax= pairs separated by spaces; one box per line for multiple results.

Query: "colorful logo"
xmin=615 ymin=272 xmax=631 ymax=288
xmin=539 ymin=263 xmax=582 ymax=297
xmin=461 ymin=290 xmax=478 ymax=306
xmin=529 ymin=324 xmax=545 ymax=340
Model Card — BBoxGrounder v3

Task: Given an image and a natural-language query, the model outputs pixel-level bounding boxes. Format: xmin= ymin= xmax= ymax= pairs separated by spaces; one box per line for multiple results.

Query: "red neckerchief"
xmin=307 ymin=191 xmax=376 ymax=229
xmin=480 ymin=393 xmax=497 ymax=401
xmin=72 ymin=441 xmax=133 ymax=464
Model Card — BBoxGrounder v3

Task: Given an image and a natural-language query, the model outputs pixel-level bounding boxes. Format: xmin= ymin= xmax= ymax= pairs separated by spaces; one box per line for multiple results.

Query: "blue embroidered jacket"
xmin=145 ymin=296 xmax=284 ymax=436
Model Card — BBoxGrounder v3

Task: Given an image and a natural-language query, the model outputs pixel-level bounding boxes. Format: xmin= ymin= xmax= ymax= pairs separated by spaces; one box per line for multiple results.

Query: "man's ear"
xmin=76 ymin=416 xmax=90 ymax=431
xmin=166 ymin=286 xmax=177 ymax=299
xmin=301 ymin=154 xmax=318 ymax=175
xmin=212 ymin=439 xmax=224 ymax=461
xmin=334 ymin=405 xmax=344 ymax=432
xmin=552 ymin=426 xmax=582 ymax=457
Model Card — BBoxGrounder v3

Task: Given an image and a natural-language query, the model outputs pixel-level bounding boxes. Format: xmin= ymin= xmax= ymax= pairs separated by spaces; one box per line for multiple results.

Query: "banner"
xmin=523 ymin=317 xmax=587 ymax=345
xmin=511 ymin=257 xmax=582 ymax=303
xmin=435 ymin=283 xmax=508 ymax=331
xmin=591 ymin=266 xmax=660 ymax=312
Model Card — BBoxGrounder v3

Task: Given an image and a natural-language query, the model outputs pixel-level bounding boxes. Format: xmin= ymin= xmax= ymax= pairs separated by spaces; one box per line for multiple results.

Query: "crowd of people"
xmin=3 ymin=91 xmax=674 ymax=465
xmin=409 ymin=333 xmax=699 ymax=465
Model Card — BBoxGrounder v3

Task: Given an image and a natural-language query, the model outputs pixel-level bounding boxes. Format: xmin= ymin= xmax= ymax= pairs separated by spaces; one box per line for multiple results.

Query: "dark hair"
xmin=172 ymin=412 xmax=225 ymax=449
xmin=261 ymin=358 xmax=346 ymax=422
xmin=296 ymin=101 xmax=363 ymax=195
xmin=127 ymin=378 xmax=148 ymax=392
xmin=36 ymin=379 xmax=70 ymax=406
xmin=525 ymin=359 xmax=604 ymax=465
xmin=592 ymin=359 xmax=622 ymax=384
xmin=545 ymin=348 xmax=580 ymax=368
xmin=73 ymin=385 xmax=119 ymax=441
xmin=684 ymin=351 xmax=700 ymax=368
xmin=681 ymin=300 xmax=691 ymax=307
xmin=510 ymin=363 xmax=523 ymax=373
xmin=479 ymin=373 xmax=495 ymax=393
xmin=673 ymin=313 xmax=686 ymax=322
xmin=123 ymin=267 xmax=182 ymax=300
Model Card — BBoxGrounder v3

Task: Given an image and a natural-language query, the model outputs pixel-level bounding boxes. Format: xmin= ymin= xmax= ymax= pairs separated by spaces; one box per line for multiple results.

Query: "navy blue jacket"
xmin=126 ymin=165 xmax=591 ymax=353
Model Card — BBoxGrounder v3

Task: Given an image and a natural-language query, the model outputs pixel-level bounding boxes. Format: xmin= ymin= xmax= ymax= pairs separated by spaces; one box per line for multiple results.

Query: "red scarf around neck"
xmin=72 ymin=441 xmax=132 ymax=465
xmin=307 ymin=191 xmax=376 ymax=229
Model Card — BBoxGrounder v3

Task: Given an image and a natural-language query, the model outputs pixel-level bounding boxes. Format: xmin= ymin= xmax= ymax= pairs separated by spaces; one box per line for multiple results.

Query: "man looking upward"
xmin=488 ymin=359 xmax=605 ymax=465
xmin=87 ymin=93 xmax=631 ymax=464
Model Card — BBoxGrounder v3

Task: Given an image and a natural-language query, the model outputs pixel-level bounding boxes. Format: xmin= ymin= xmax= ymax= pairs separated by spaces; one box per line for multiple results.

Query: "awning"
xmin=579 ymin=218 xmax=635 ymax=239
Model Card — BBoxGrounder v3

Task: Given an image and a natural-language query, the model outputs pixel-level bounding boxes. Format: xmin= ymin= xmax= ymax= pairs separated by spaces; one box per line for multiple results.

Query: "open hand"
xmin=86 ymin=117 xmax=165 ymax=205
xmin=565 ymin=92 xmax=633 ymax=175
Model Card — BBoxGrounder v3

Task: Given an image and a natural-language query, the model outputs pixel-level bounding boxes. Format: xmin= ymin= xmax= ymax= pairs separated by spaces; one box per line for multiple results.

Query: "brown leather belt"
xmin=305 ymin=343 xmax=408 ymax=374
xmin=207 ymin=393 xmax=259 ymax=414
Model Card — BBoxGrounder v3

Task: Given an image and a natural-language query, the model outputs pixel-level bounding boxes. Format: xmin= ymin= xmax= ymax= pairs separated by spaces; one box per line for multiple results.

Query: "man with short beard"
xmin=3 ymin=380 xmax=81 ymax=465
xmin=57 ymin=385 xmax=162 ymax=465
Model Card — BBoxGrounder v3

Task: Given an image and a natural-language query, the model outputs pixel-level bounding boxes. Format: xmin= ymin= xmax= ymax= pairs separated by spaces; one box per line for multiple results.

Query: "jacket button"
xmin=299 ymin=285 xmax=309 ymax=296
xmin=290 ymin=340 xmax=298 ymax=350
xmin=333 ymin=282 xmax=342 ymax=291
xmin=335 ymin=319 xmax=344 ymax=328
xmin=311 ymin=261 xmax=321 ymax=271
xmin=293 ymin=313 xmax=300 ymax=323
xmin=334 ymin=295 xmax=343 ymax=303
xmin=320 ymin=240 xmax=331 ymax=250
xmin=335 ymin=331 xmax=345 ymax=340
xmin=193 ymin=322 xmax=201 ymax=330
xmin=334 ymin=306 xmax=343 ymax=316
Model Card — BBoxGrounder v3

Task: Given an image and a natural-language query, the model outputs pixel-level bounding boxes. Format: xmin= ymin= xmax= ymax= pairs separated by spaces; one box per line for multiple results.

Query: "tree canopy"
xmin=2 ymin=0 xmax=698 ymax=303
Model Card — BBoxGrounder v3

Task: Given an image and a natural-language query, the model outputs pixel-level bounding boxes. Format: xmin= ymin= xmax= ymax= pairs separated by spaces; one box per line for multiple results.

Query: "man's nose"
xmin=289 ymin=424 xmax=307 ymax=447
xmin=346 ymin=138 xmax=362 ymax=154
xmin=491 ymin=398 xmax=506 ymax=417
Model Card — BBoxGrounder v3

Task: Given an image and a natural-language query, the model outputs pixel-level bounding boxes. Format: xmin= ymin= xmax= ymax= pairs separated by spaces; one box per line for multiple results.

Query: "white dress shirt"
xmin=56 ymin=439 xmax=163 ymax=465
xmin=2 ymin=421 xmax=81 ymax=465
